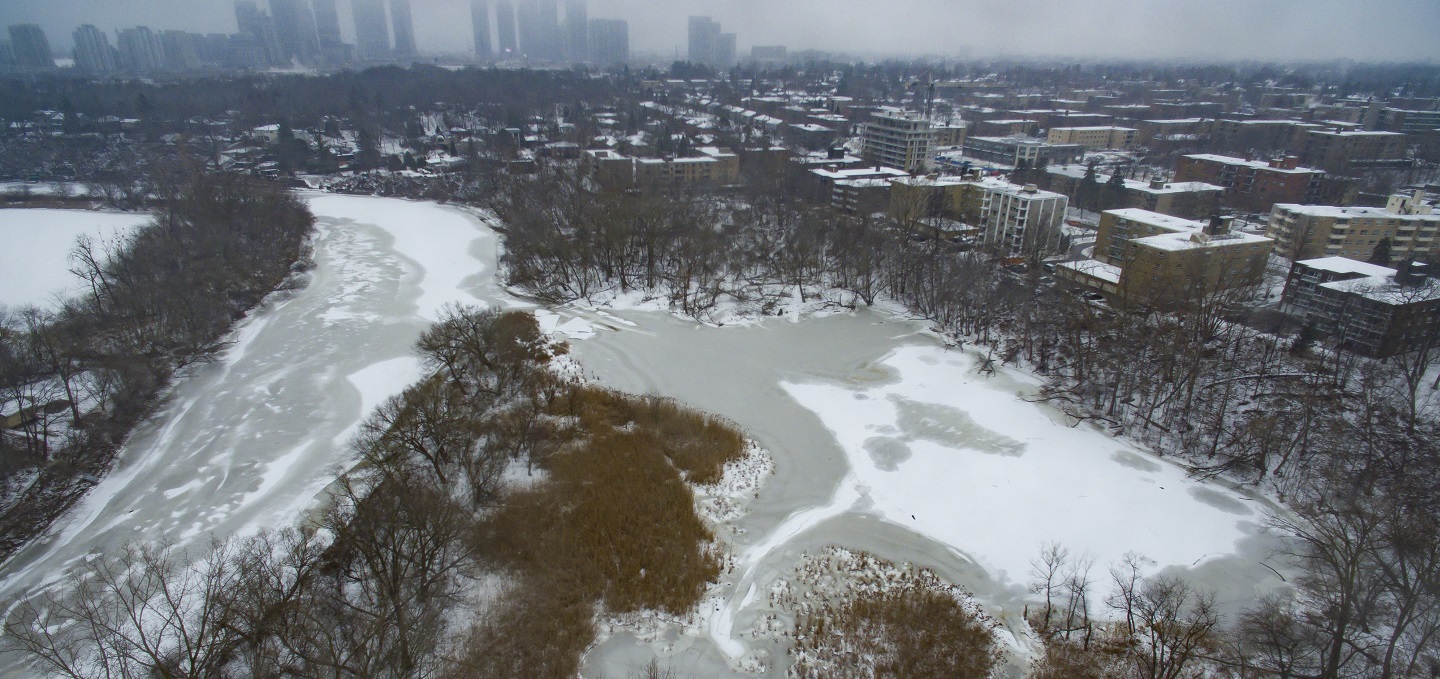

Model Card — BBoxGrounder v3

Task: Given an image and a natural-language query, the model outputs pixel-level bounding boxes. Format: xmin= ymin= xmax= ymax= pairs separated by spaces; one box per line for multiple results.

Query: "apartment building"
xmin=1044 ymin=165 xmax=1222 ymax=219
xmin=1134 ymin=118 xmax=1210 ymax=146
xmin=1266 ymin=196 xmax=1440 ymax=261
xmin=962 ymin=135 xmax=1085 ymax=169
xmin=860 ymin=109 xmax=934 ymax=173
xmin=1058 ymin=209 xmax=1273 ymax=306
xmin=1299 ymin=130 xmax=1408 ymax=170
xmin=1209 ymin=119 xmax=1315 ymax=154
xmin=1377 ymin=108 xmax=1440 ymax=135
xmin=1045 ymin=126 xmax=1137 ymax=150
xmin=888 ymin=175 xmax=986 ymax=231
xmin=581 ymin=146 xmax=739 ymax=188
xmin=978 ymin=182 xmax=1069 ymax=259
xmin=1281 ymin=257 xmax=1440 ymax=357
xmin=1175 ymin=154 xmax=1325 ymax=212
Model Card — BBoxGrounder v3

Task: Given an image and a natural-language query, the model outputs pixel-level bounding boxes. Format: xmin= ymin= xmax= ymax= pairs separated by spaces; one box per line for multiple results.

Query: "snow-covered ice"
xmin=779 ymin=344 xmax=1264 ymax=588
xmin=0 ymin=197 xmax=503 ymax=649
xmin=0 ymin=208 xmax=149 ymax=309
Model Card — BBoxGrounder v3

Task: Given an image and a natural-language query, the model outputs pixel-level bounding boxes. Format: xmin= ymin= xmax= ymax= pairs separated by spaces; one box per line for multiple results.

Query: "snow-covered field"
xmin=0 ymin=208 xmax=149 ymax=309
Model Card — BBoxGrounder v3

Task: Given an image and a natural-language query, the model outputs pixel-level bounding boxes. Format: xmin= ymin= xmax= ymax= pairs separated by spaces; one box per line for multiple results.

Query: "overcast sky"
xmin=3 ymin=0 xmax=1438 ymax=63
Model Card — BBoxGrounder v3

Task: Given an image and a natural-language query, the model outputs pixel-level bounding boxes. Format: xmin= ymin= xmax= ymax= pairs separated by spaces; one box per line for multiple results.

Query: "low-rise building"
xmin=1299 ymin=130 xmax=1408 ymax=170
xmin=805 ymin=164 xmax=910 ymax=207
xmin=961 ymin=135 xmax=1084 ymax=170
xmin=1058 ymin=208 xmax=1273 ymax=306
xmin=1175 ymin=153 xmax=1325 ymax=213
xmin=970 ymin=118 xmax=1038 ymax=137
xmin=1266 ymin=195 xmax=1440 ymax=261
xmin=581 ymin=146 xmax=739 ymax=188
xmin=1280 ymin=257 xmax=1440 ymax=356
xmin=1045 ymin=126 xmax=1137 ymax=150
xmin=888 ymin=174 xmax=986 ymax=232
xmin=1044 ymin=165 xmax=1222 ymax=219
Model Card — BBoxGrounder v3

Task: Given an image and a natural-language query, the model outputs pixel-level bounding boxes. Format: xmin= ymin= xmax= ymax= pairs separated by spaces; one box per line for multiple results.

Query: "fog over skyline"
xmin=3 ymin=0 xmax=1437 ymax=64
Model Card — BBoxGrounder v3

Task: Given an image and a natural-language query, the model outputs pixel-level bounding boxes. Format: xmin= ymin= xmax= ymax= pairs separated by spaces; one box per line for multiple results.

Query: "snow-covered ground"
xmin=0 ymin=208 xmax=149 ymax=309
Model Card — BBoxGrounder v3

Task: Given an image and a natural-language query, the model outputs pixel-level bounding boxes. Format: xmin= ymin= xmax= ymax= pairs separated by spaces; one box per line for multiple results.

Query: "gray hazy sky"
xmin=3 ymin=0 xmax=1438 ymax=63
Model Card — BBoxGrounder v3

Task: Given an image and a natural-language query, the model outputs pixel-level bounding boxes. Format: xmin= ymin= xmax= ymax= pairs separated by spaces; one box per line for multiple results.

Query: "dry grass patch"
xmin=556 ymin=386 xmax=745 ymax=484
xmin=785 ymin=549 xmax=1000 ymax=679
xmin=485 ymin=429 xmax=721 ymax=615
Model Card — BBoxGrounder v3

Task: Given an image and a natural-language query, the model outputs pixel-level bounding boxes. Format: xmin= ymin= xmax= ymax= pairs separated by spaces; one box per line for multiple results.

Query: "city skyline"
xmin=1 ymin=0 xmax=1438 ymax=64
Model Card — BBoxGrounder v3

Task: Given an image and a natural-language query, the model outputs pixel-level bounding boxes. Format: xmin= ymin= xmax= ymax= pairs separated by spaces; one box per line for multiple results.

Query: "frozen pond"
xmin=0 ymin=209 xmax=149 ymax=309
xmin=0 ymin=195 xmax=1291 ymax=678
xmin=568 ymin=309 xmax=1291 ymax=677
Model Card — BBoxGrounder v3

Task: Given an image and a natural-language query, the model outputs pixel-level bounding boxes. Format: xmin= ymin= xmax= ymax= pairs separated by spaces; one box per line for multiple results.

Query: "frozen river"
xmin=0 ymin=195 xmax=514 ymax=677
xmin=0 ymin=195 xmax=1291 ymax=677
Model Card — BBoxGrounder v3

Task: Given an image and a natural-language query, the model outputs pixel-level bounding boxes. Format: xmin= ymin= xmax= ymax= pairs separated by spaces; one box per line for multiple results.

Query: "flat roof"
xmin=1050 ymin=126 xmax=1137 ymax=132
xmin=1132 ymin=229 xmax=1272 ymax=252
xmin=1058 ymin=259 xmax=1122 ymax=284
xmin=1274 ymin=204 xmax=1440 ymax=222
xmin=1048 ymin=165 xmax=1223 ymax=194
xmin=1182 ymin=153 xmax=1322 ymax=174
xmin=985 ymin=182 xmax=1067 ymax=200
xmin=1307 ymin=130 xmax=1407 ymax=138
xmin=1105 ymin=208 xmax=1207 ymax=232
xmin=1297 ymin=256 xmax=1397 ymax=278
xmin=1322 ymin=275 xmax=1440 ymax=304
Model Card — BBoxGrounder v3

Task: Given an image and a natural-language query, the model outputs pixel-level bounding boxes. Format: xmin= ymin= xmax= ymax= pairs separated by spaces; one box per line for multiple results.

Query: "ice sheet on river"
xmin=0 ymin=196 xmax=502 ymax=609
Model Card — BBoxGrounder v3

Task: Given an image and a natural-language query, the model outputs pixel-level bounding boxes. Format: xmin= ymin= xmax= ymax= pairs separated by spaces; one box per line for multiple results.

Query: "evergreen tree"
xmin=1369 ymin=237 xmax=1393 ymax=266
xmin=1077 ymin=163 xmax=1100 ymax=211
xmin=1103 ymin=170 xmax=1127 ymax=210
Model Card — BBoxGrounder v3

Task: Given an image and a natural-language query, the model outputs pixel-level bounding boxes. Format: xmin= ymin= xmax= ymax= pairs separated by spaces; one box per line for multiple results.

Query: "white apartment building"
xmin=979 ymin=181 xmax=1069 ymax=258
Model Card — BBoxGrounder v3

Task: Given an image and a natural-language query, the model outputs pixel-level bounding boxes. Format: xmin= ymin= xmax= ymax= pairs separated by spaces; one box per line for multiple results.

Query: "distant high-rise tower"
xmin=73 ymin=24 xmax=118 ymax=74
xmin=234 ymin=1 xmax=284 ymax=64
xmin=587 ymin=18 xmax=626 ymax=65
xmin=269 ymin=0 xmax=320 ymax=62
xmin=390 ymin=0 xmax=418 ymax=59
xmin=116 ymin=26 xmax=165 ymax=72
xmin=494 ymin=0 xmax=517 ymax=54
xmin=687 ymin=16 xmax=719 ymax=67
xmin=160 ymin=31 xmax=203 ymax=70
xmin=312 ymin=0 xmax=343 ymax=47
xmin=563 ymin=0 xmax=587 ymax=62
xmin=518 ymin=0 xmax=561 ymax=60
xmin=7 ymin=24 xmax=55 ymax=69
xmin=352 ymin=0 xmax=391 ymax=60
xmin=471 ymin=0 xmax=492 ymax=58
xmin=717 ymin=32 xmax=736 ymax=68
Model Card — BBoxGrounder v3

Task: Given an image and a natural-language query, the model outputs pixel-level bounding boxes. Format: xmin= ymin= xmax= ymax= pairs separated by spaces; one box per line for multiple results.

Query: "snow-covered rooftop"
xmin=1298 ymin=257 xmax=1398 ymax=278
xmin=1058 ymin=259 xmax=1122 ymax=284
xmin=1273 ymin=204 xmax=1440 ymax=222
xmin=1048 ymin=165 xmax=1222 ymax=194
xmin=1322 ymin=275 xmax=1440 ymax=305
xmin=1183 ymin=154 xmax=1322 ymax=174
